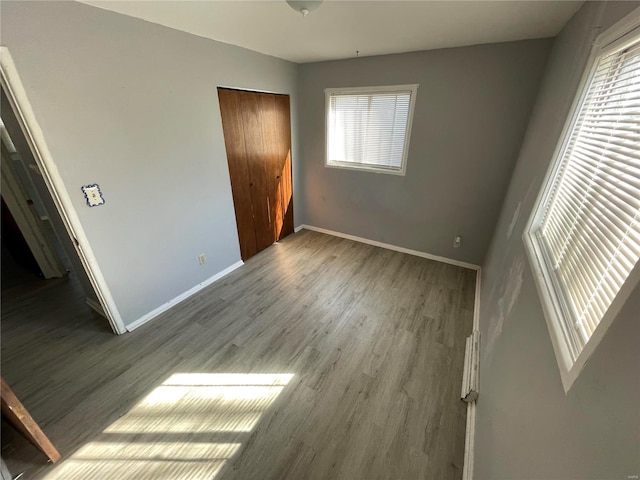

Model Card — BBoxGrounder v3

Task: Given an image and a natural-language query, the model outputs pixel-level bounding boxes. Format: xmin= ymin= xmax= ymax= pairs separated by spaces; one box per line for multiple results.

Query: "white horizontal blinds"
xmin=538 ymin=35 xmax=640 ymax=355
xmin=328 ymin=90 xmax=411 ymax=169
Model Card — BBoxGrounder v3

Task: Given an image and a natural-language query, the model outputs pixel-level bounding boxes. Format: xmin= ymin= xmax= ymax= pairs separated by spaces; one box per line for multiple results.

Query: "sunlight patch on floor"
xmin=43 ymin=373 xmax=294 ymax=480
xmin=43 ymin=442 xmax=240 ymax=480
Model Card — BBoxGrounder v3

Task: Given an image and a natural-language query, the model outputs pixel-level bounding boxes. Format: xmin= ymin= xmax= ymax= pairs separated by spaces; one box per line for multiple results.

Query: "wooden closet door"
xmin=218 ymin=89 xmax=258 ymax=260
xmin=241 ymin=92 xmax=275 ymax=253
xmin=256 ymin=93 xmax=294 ymax=242
xmin=273 ymin=94 xmax=294 ymax=240
xmin=218 ymin=88 xmax=294 ymax=261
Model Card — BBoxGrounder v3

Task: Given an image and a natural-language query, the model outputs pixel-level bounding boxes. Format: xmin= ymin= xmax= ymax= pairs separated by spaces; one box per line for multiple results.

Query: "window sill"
xmin=324 ymin=162 xmax=406 ymax=176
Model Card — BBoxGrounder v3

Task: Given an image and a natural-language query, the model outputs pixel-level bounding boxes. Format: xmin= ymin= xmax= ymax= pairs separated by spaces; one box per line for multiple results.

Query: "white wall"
xmin=475 ymin=2 xmax=640 ymax=478
xmin=0 ymin=1 xmax=300 ymax=326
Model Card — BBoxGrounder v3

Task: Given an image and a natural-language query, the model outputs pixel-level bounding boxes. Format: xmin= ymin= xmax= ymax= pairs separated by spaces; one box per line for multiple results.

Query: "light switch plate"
xmin=81 ymin=184 xmax=105 ymax=207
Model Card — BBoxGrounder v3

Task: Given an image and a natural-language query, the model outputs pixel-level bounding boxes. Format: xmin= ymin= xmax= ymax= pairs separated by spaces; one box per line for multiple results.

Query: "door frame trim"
xmin=217 ymin=85 xmax=289 ymax=96
xmin=1 ymin=140 xmax=66 ymax=278
xmin=0 ymin=46 xmax=127 ymax=334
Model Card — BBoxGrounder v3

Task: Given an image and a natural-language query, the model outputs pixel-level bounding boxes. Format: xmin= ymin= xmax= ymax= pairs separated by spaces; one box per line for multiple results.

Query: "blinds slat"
xmin=535 ymin=37 xmax=640 ymax=354
xmin=559 ymin=161 xmax=640 ymax=229
xmin=544 ymin=173 xmax=640 ymax=265
xmin=328 ymin=89 xmax=414 ymax=170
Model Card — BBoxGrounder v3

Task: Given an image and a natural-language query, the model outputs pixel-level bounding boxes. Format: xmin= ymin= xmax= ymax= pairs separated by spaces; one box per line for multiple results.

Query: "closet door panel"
xmin=218 ymin=89 xmax=257 ymax=260
xmin=275 ymin=95 xmax=294 ymax=240
xmin=241 ymin=92 xmax=275 ymax=253
xmin=218 ymin=88 xmax=294 ymax=260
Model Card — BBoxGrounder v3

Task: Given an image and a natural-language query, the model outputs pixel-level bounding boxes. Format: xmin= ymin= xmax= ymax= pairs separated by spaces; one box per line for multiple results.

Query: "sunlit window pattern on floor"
xmin=42 ymin=373 xmax=293 ymax=480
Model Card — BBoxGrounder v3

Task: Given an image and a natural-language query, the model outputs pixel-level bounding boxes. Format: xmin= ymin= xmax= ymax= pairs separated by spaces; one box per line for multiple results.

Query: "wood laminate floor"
xmin=1 ymin=230 xmax=475 ymax=480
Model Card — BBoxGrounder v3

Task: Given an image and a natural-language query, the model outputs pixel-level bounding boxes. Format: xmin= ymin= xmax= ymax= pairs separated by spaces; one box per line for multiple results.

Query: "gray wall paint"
xmin=0 ymin=1 xmax=300 ymax=326
xmin=475 ymin=2 xmax=640 ymax=478
xmin=298 ymin=40 xmax=552 ymax=265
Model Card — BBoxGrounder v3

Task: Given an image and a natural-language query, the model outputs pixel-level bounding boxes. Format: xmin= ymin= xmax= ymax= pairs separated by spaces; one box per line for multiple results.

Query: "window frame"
xmin=324 ymin=84 xmax=418 ymax=176
xmin=523 ymin=11 xmax=640 ymax=393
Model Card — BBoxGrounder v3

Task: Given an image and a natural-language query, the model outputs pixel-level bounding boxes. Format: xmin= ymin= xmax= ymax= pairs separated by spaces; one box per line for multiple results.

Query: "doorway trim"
xmin=1 ymin=140 xmax=67 ymax=278
xmin=0 ymin=46 xmax=127 ymax=334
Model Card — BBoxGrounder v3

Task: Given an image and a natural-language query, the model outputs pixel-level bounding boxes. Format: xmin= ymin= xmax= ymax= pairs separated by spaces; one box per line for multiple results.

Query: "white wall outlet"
xmin=198 ymin=254 xmax=206 ymax=265
xmin=453 ymin=235 xmax=462 ymax=248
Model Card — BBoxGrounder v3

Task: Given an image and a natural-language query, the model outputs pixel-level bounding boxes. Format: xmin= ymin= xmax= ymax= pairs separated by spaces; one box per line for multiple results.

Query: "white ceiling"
xmin=79 ymin=0 xmax=583 ymax=64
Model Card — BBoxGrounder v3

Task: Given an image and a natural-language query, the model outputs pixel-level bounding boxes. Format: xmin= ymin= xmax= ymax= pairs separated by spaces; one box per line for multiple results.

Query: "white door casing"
xmin=0 ymin=46 xmax=127 ymax=334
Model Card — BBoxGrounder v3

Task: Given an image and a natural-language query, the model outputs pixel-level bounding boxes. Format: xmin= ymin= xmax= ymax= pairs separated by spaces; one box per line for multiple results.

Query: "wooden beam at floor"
xmin=1 ymin=377 xmax=61 ymax=463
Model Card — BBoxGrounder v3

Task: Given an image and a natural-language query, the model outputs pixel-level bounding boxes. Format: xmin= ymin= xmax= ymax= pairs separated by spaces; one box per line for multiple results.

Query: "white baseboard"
xmin=295 ymin=224 xmax=480 ymax=271
xmin=463 ymin=402 xmax=477 ymax=480
xmin=473 ymin=269 xmax=481 ymax=330
xmin=461 ymin=268 xmax=482 ymax=479
xmin=86 ymin=297 xmax=107 ymax=318
xmin=126 ymin=260 xmax=244 ymax=332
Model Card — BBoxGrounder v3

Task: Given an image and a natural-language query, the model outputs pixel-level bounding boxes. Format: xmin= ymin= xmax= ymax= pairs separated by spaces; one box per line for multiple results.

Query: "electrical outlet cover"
xmin=81 ymin=184 xmax=105 ymax=207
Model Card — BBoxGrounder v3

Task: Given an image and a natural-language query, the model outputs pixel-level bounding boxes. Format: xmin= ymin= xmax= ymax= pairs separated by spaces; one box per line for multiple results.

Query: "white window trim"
xmin=523 ymin=7 xmax=640 ymax=393
xmin=324 ymin=84 xmax=418 ymax=176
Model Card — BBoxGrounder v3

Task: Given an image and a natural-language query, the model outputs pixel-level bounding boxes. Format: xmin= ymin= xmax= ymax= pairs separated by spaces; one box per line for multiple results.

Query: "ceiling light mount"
xmin=286 ymin=0 xmax=323 ymax=17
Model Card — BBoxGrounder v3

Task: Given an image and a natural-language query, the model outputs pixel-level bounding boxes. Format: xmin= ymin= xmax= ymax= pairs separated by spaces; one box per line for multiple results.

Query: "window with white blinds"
xmin=325 ymin=85 xmax=418 ymax=175
xmin=526 ymin=22 xmax=640 ymax=390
